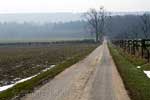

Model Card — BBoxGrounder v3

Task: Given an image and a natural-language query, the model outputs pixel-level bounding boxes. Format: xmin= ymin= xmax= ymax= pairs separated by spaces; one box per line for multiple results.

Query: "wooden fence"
xmin=112 ymin=39 xmax=150 ymax=62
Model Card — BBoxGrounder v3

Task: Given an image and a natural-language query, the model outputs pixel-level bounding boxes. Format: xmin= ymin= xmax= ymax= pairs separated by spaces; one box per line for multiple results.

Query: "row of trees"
xmin=115 ymin=13 xmax=150 ymax=40
xmin=0 ymin=21 xmax=89 ymax=39
xmin=133 ymin=13 xmax=150 ymax=39
xmin=84 ymin=7 xmax=150 ymax=41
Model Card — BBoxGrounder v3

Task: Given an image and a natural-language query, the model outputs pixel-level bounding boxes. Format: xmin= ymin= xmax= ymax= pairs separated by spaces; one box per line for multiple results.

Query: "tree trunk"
xmin=96 ymin=32 xmax=99 ymax=42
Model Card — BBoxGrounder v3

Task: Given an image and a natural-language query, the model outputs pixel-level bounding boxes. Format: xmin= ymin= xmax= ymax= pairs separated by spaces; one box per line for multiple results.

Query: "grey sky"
xmin=0 ymin=0 xmax=149 ymax=13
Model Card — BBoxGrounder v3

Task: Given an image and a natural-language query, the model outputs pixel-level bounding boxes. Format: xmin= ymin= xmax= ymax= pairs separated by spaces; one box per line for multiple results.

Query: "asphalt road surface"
xmin=22 ymin=40 xmax=130 ymax=100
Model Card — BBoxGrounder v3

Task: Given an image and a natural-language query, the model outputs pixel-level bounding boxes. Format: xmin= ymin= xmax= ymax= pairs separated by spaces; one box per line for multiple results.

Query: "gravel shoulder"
xmin=22 ymin=40 xmax=130 ymax=100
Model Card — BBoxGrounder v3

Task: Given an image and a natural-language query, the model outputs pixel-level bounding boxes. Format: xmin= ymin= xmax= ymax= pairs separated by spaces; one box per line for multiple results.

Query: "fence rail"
xmin=112 ymin=39 xmax=150 ymax=62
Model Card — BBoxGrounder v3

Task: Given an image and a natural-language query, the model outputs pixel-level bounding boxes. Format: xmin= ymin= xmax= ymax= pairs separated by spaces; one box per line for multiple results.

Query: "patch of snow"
xmin=137 ymin=66 xmax=141 ymax=69
xmin=42 ymin=65 xmax=56 ymax=72
xmin=0 ymin=65 xmax=55 ymax=92
xmin=0 ymin=75 xmax=38 ymax=92
xmin=42 ymin=68 xmax=51 ymax=72
xmin=16 ymin=75 xmax=38 ymax=84
xmin=14 ymin=78 xmax=21 ymax=81
xmin=50 ymin=65 xmax=55 ymax=68
xmin=16 ymin=64 xmax=22 ymax=68
xmin=36 ymin=64 xmax=41 ymax=67
xmin=144 ymin=71 xmax=150 ymax=78
xmin=0 ymin=84 xmax=14 ymax=92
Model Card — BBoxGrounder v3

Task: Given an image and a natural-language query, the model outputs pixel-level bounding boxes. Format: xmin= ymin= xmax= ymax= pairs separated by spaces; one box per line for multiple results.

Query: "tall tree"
xmin=84 ymin=7 xmax=107 ymax=42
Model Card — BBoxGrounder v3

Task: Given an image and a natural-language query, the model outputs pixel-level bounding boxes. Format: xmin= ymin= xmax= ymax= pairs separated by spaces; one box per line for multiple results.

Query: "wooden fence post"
xmin=112 ymin=39 xmax=150 ymax=62
xmin=141 ymin=39 xmax=145 ymax=58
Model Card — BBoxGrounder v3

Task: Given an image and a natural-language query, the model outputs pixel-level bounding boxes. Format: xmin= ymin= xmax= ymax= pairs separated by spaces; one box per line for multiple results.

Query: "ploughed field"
xmin=0 ymin=42 xmax=98 ymax=87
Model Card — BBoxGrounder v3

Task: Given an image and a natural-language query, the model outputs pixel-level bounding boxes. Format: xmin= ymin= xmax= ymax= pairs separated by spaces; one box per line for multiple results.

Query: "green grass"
xmin=115 ymin=47 xmax=146 ymax=66
xmin=0 ymin=44 xmax=96 ymax=100
xmin=113 ymin=46 xmax=150 ymax=71
xmin=108 ymin=43 xmax=150 ymax=100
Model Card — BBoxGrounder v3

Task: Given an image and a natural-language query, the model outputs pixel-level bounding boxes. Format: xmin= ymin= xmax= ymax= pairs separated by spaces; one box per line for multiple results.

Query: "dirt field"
xmin=0 ymin=43 xmax=98 ymax=87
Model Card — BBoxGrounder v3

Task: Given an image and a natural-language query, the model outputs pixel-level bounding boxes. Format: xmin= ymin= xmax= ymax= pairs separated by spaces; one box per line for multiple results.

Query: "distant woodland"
xmin=0 ymin=14 xmax=149 ymax=41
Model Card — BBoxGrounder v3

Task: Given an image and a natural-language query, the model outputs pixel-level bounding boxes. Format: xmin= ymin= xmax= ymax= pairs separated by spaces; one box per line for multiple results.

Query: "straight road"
xmin=22 ymin=40 xmax=130 ymax=100
xmin=83 ymin=40 xmax=131 ymax=100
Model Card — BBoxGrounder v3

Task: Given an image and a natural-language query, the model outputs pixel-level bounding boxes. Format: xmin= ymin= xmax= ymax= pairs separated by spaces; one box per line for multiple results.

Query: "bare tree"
xmin=98 ymin=7 xmax=107 ymax=37
xmin=84 ymin=7 xmax=107 ymax=42
xmin=140 ymin=13 xmax=150 ymax=38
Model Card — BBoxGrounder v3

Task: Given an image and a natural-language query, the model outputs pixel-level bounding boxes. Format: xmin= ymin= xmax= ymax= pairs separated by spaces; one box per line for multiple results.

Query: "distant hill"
xmin=0 ymin=13 xmax=83 ymax=24
xmin=0 ymin=21 xmax=93 ymax=42
xmin=0 ymin=12 xmax=149 ymax=42
xmin=0 ymin=12 xmax=149 ymax=24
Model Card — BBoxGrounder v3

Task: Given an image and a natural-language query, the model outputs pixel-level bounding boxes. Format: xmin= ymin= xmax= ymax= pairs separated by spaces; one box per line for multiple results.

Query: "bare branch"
xmin=84 ymin=7 xmax=108 ymax=42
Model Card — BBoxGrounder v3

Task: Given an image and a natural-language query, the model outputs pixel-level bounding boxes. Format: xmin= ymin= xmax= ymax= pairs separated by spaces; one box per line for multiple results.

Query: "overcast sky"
xmin=0 ymin=0 xmax=149 ymax=13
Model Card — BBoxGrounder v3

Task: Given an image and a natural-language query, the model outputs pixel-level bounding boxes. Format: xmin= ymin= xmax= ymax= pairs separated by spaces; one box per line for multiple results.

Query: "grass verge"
xmin=108 ymin=43 xmax=150 ymax=100
xmin=0 ymin=46 xmax=96 ymax=100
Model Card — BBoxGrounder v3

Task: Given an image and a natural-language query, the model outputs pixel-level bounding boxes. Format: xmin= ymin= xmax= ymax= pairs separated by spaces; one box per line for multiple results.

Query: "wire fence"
xmin=112 ymin=39 xmax=150 ymax=62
